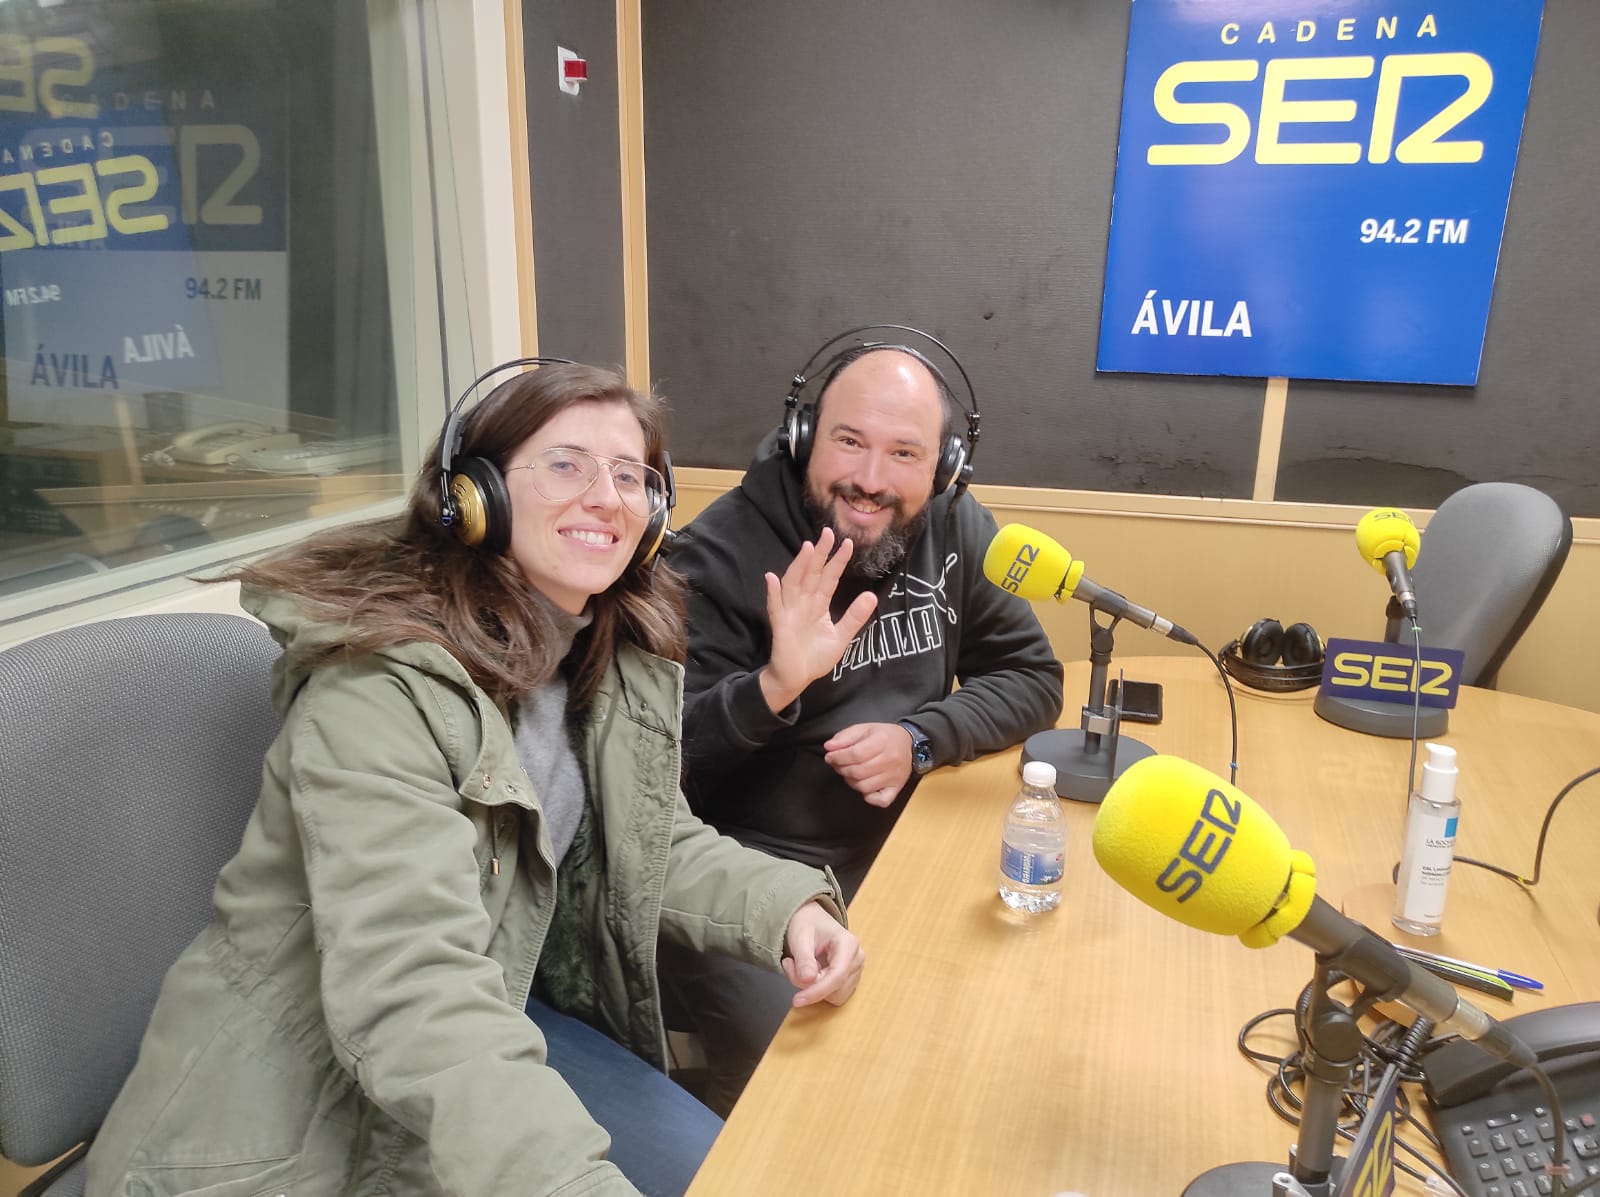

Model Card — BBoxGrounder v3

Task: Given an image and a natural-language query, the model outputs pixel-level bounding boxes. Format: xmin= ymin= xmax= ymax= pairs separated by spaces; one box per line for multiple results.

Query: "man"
xmin=661 ymin=340 xmax=1063 ymax=1114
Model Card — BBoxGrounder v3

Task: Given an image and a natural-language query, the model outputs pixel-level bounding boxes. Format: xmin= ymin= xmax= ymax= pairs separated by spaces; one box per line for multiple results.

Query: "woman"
xmin=86 ymin=363 xmax=864 ymax=1197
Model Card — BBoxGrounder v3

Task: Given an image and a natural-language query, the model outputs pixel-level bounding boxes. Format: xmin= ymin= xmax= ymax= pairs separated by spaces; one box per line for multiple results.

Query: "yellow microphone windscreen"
xmin=981 ymin=523 xmax=1077 ymax=602
xmin=1092 ymin=756 xmax=1296 ymax=937
xmin=1355 ymin=508 xmax=1420 ymax=571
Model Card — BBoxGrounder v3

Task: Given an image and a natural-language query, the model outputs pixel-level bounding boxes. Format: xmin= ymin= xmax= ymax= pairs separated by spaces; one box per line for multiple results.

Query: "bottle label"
xmin=1396 ymin=811 xmax=1457 ymax=924
xmin=1001 ymin=842 xmax=1064 ymax=886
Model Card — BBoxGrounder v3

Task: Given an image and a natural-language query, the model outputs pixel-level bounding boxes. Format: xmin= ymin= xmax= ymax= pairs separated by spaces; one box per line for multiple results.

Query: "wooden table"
xmin=687 ymin=657 xmax=1600 ymax=1196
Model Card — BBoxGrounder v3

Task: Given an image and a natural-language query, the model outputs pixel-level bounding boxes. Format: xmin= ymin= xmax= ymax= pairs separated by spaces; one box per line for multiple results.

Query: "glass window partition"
xmin=0 ymin=0 xmax=486 ymax=628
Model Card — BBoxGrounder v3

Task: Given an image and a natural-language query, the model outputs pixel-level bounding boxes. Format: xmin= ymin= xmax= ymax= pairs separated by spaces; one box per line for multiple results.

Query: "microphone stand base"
xmin=1181 ymin=1158 xmax=1342 ymax=1197
xmin=1020 ymin=728 xmax=1156 ymax=804
xmin=1313 ymin=691 xmax=1447 ymax=740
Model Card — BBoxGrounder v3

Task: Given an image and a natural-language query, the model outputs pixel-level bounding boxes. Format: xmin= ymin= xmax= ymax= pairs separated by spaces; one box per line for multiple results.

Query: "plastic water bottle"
xmin=999 ymin=760 xmax=1065 ymax=912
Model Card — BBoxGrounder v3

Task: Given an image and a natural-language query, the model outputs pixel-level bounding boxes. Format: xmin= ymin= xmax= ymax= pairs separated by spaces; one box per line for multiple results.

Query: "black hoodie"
xmin=669 ymin=436 xmax=1064 ymax=892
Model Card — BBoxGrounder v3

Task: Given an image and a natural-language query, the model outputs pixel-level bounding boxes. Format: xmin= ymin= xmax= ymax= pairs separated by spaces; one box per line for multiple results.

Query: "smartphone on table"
xmin=1107 ymin=679 xmax=1163 ymax=724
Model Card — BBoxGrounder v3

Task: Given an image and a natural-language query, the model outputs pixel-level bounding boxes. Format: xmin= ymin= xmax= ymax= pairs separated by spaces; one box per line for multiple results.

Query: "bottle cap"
xmin=1420 ymin=742 xmax=1458 ymax=802
xmin=1022 ymin=760 xmax=1057 ymax=790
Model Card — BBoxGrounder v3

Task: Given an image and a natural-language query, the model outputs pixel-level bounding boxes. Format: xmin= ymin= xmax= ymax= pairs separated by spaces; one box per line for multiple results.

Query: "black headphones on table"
xmin=1220 ymin=618 xmax=1325 ymax=693
xmin=777 ymin=324 xmax=982 ymax=501
xmin=437 ymin=356 xmax=675 ymax=568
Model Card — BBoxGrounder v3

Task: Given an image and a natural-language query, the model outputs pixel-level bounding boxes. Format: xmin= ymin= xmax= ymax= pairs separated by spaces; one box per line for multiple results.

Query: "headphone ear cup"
xmin=782 ymin=403 xmax=815 ymax=471
xmin=1221 ymin=618 xmax=1323 ymax=693
xmin=1281 ymin=622 xmax=1323 ymax=669
xmin=448 ymin=456 xmax=511 ymax=554
xmin=932 ymin=433 xmax=967 ymax=495
xmin=1240 ymin=618 xmax=1284 ymax=666
xmin=631 ymin=505 xmax=670 ymax=570
xmin=630 ymin=451 xmax=676 ymax=571
xmin=952 ymin=457 xmax=975 ymax=501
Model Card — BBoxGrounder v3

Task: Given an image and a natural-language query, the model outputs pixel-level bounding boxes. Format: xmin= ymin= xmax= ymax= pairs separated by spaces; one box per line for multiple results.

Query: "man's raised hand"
xmin=758 ymin=528 xmax=878 ymax=712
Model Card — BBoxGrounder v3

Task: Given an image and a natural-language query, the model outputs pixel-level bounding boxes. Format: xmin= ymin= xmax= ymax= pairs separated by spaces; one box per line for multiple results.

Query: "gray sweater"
xmin=512 ymin=606 xmax=591 ymax=864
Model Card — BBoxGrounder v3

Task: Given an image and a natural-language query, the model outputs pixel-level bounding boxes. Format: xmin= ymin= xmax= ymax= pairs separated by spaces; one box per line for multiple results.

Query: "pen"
xmin=1393 ymin=947 xmax=1515 ymax=1000
xmin=1393 ymin=945 xmax=1544 ymax=992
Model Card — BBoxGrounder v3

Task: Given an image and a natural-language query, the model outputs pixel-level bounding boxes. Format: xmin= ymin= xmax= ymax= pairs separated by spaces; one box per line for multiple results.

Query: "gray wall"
xmin=1277 ymin=0 xmax=1600 ymax=514
xmin=523 ymin=0 xmax=625 ymax=367
xmin=641 ymin=0 xmax=1599 ymax=517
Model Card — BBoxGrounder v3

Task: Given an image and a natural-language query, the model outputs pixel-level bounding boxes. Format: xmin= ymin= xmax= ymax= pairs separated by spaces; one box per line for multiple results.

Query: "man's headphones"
xmin=437 ymin=356 xmax=675 ymax=569
xmin=1220 ymin=619 xmax=1325 ymax=693
xmin=777 ymin=324 xmax=982 ymax=501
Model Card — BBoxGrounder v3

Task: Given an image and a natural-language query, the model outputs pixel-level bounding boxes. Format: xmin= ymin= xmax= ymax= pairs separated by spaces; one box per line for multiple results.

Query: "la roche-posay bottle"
xmin=1393 ymin=743 xmax=1460 ymax=936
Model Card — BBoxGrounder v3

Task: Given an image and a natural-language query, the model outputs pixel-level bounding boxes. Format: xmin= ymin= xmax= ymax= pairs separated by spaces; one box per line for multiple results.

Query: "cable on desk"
xmin=1385 ymin=1012 xmax=1436 ymax=1077
xmin=1403 ymin=618 xmax=1424 ymax=807
xmin=1196 ymin=639 xmax=1241 ymax=787
xmin=1561 ymin=1171 xmax=1600 ymax=1197
xmin=1381 ymin=607 xmax=1600 ymax=921
xmin=1451 ymin=765 xmax=1600 ymax=924
xmin=1237 ymin=986 xmax=1470 ymax=1197
xmin=1244 ymin=997 xmax=1592 ymax=1197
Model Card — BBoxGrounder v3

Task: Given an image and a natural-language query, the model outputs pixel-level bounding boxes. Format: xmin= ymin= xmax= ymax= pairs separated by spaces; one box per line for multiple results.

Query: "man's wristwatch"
xmin=898 ymin=720 xmax=935 ymax=776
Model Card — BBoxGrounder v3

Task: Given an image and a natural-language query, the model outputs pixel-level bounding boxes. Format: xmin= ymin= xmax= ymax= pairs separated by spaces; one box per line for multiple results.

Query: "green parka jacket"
xmin=85 ymin=589 xmax=845 ymax=1197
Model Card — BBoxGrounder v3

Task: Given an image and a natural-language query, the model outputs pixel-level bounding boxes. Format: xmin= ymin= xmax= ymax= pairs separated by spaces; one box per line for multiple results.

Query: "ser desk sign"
xmin=1096 ymin=0 xmax=1545 ymax=385
xmin=1318 ymin=637 xmax=1466 ymax=709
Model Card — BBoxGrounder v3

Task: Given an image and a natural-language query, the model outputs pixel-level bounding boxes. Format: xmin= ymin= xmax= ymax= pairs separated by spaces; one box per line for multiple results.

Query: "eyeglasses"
xmin=506 ymin=447 xmax=667 ymax=518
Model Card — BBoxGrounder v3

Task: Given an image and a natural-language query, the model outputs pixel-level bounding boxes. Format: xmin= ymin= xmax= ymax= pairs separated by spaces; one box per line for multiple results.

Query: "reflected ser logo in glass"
xmin=0 ymin=33 xmax=268 ymax=253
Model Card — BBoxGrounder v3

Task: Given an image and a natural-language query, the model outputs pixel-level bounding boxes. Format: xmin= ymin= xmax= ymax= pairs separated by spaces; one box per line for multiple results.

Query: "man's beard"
xmin=802 ymin=482 xmax=929 ymax=580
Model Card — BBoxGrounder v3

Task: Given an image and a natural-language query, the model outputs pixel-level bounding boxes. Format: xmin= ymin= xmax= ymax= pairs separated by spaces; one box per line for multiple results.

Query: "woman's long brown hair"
xmin=227 ymin=362 xmax=686 ymax=704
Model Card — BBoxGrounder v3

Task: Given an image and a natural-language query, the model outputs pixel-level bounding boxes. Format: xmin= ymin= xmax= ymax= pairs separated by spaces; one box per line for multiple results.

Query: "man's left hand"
xmin=822 ymin=721 xmax=915 ymax=808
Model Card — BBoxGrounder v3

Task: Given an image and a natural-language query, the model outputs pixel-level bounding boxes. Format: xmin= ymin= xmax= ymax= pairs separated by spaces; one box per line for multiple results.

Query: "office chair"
xmin=0 ymin=613 xmax=281 ymax=1197
xmin=1393 ymin=481 xmax=1574 ymax=688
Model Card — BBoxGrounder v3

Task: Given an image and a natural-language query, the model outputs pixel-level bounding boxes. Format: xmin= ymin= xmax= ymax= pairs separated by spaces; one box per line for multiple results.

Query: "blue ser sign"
xmin=1095 ymin=1 xmax=1545 ymax=385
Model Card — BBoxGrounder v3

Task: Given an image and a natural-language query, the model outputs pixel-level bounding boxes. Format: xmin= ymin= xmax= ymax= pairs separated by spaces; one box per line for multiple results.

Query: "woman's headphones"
xmin=1220 ymin=619 xmax=1325 ymax=693
xmin=437 ymin=356 xmax=675 ymax=568
xmin=777 ymin=324 xmax=982 ymax=501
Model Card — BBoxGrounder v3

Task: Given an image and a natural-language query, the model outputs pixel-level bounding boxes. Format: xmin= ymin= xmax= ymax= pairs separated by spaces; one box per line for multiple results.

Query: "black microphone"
xmin=1093 ymin=755 xmax=1537 ymax=1069
xmin=981 ymin=523 xmax=1199 ymax=645
xmin=1284 ymin=896 xmax=1534 ymax=1067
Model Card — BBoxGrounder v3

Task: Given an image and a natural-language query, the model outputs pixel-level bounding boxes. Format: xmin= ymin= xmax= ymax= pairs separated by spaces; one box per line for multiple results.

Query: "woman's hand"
xmin=781 ymin=900 xmax=865 ymax=1008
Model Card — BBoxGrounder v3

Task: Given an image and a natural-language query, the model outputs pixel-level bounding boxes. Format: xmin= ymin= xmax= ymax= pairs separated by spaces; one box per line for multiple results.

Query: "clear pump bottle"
xmin=1392 ymin=743 xmax=1460 ymax=936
